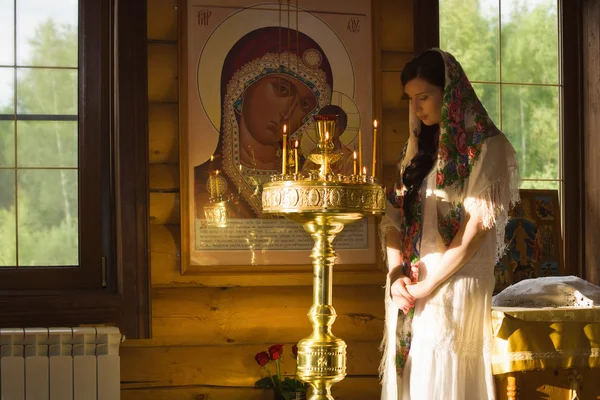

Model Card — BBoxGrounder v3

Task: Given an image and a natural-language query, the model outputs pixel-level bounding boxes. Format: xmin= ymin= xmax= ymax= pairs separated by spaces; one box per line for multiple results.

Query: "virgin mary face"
xmin=241 ymin=73 xmax=318 ymax=145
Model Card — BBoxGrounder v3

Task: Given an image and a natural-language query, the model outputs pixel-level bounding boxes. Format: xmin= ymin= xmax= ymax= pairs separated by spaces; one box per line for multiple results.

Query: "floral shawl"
xmin=379 ymin=49 xmax=520 ymax=399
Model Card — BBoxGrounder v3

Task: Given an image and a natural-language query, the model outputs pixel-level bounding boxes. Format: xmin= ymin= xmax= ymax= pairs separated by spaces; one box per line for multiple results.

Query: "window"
xmin=439 ymin=0 xmax=560 ymax=190
xmin=0 ymin=0 xmax=150 ymax=339
xmin=0 ymin=0 xmax=81 ymax=268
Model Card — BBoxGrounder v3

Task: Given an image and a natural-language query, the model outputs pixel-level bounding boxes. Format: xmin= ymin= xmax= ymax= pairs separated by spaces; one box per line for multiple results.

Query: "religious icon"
xmin=194 ymin=26 xmax=334 ymax=218
xmin=181 ymin=0 xmax=375 ymax=268
xmin=493 ymin=189 xmax=562 ymax=292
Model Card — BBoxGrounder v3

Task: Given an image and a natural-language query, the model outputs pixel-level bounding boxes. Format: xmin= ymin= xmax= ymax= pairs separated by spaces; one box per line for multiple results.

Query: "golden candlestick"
xmin=262 ymin=115 xmax=385 ymax=400
xmin=309 ymin=115 xmax=342 ymax=178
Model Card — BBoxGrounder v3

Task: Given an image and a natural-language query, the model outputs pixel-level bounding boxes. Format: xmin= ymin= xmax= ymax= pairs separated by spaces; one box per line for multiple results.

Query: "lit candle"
xmin=353 ymin=151 xmax=357 ymax=175
xmin=282 ymin=124 xmax=287 ymax=175
xmin=209 ymin=154 xmax=215 ymax=172
xmin=324 ymin=131 xmax=329 ymax=176
xmin=372 ymin=120 xmax=378 ymax=177
xmin=358 ymin=129 xmax=363 ymax=171
xmin=363 ymin=166 xmax=367 ymax=176
xmin=294 ymin=140 xmax=299 ymax=174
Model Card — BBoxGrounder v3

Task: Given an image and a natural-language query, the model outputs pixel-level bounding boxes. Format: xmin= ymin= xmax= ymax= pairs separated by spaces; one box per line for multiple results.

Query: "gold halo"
xmin=196 ymin=2 xmax=355 ymax=134
xmin=300 ymin=91 xmax=361 ymax=157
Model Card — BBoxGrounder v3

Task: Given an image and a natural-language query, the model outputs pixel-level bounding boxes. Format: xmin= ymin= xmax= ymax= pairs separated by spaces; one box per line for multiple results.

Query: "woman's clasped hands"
xmin=390 ymin=261 xmax=435 ymax=314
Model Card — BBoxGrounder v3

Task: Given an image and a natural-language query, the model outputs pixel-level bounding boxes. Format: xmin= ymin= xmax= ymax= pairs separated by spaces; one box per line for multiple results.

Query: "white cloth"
xmin=492 ymin=276 xmax=600 ymax=308
xmin=398 ymin=170 xmax=497 ymax=400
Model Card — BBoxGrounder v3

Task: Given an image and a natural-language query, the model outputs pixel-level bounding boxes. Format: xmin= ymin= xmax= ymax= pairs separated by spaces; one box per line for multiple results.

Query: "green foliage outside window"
xmin=440 ymin=0 xmax=559 ymax=190
xmin=0 ymin=20 xmax=78 ymax=266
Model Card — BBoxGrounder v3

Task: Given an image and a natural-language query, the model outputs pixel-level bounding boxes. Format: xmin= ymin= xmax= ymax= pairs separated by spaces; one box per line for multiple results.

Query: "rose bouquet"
xmin=254 ymin=344 xmax=309 ymax=400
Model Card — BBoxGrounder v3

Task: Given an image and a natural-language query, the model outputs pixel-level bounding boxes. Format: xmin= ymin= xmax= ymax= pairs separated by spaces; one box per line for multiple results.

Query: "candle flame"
xmin=325 ymin=132 xmax=329 ymax=140
xmin=210 ymin=155 xmax=214 ymax=162
xmin=353 ymin=151 xmax=357 ymax=160
xmin=295 ymin=140 xmax=299 ymax=148
xmin=363 ymin=166 xmax=367 ymax=175
xmin=374 ymin=120 xmax=378 ymax=128
xmin=215 ymin=170 xmax=219 ymax=175
xmin=283 ymin=124 xmax=287 ymax=134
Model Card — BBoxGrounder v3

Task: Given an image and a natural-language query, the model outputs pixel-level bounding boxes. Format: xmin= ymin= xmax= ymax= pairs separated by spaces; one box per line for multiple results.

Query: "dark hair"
xmin=400 ymin=50 xmax=445 ymax=223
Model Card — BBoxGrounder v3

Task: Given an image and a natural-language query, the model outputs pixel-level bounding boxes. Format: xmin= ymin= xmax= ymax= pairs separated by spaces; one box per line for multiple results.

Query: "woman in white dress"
xmin=379 ymin=49 xmax=520 ymax=400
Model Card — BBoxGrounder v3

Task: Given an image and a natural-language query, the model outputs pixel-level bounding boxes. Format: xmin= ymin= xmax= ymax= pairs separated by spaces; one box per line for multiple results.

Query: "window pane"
xmin=472 ymin=83 xmax=500 ymax=126
xmin=501 ymin=0 xmax=559 ymax=84
xmin=0 ymin=121 xmax=14 ymax=167
xmin=0 ymin=0 xmax=14 ymax=66
xmin=520 ymin=180 xmax=559 ymax=190
xmin=0 ymin=170 xmax=16 ymax=267
xmin=502 ymin=85 xmax=559 ymax=181
xmin=16 ymin=0 xmax=78 ymax=68
xmin=17 ymin=169 xmax=78 ymax=266
xmin=440 ymin=0 xmax=499 ymax=82
xmin=16 ymin=68 xmax=77 ymax=115
xmin=0 ymin=67 xmax=14 ymax=114
xmin=17 ymin=121 xmax=77 ymax=167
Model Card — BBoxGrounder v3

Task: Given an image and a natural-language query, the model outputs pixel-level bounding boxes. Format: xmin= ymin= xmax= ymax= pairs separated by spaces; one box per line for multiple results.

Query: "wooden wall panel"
xmin=380 ymin=0 xmax=413 ymax=52
xmin=149 ymin=164 xmax=179 ymax=191
xmin=381 ymin=51 xmax=413 ymax=72
xmin=381 ymin=72 xmax=405 ymax=110
xmin=147 ymin=0 xmax=178 ymax=40
xmin=122 ymin=286 xmax=383 ymax=347
xmin=381 ymin=108 xmax=409 ymax=166
xmin=121 ymin=341 xmax=380 ymax=389
xmin=149 ymin=193 xmax=180 ymax=225
xmin=148 ymin=43 xmax=179 ymax=102
xmin=149 ymin=103 xmax=179 ymax=163
xmin=122 ymin=376 xmax=381 ymax=400
xmin=121 ymin=376 xmax=381 ymax=400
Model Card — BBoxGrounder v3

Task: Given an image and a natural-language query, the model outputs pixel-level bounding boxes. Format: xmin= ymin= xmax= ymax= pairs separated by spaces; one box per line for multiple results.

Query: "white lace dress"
xmin=399 ymin=170 xmax=497 ymax=400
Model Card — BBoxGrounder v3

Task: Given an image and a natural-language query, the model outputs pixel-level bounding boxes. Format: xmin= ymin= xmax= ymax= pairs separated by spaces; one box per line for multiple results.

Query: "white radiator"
xmin=0 ymin=327 xmax=122 ymax=400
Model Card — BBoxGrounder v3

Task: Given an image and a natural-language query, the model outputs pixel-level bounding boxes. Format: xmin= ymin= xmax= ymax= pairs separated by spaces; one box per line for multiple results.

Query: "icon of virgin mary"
xmin=194 ymin=26 xmax=334 ymax=218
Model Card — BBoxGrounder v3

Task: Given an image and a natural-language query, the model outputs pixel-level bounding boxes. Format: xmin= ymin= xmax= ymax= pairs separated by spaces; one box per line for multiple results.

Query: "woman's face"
xmin=404 ymin=77 xmax=444 ymax=126
xmin=241 ymin=73 xmax=318 ymax=145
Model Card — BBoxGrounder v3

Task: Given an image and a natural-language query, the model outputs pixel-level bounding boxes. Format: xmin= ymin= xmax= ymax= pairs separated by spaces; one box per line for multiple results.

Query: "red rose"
xmin=436 ymin=172 xmax=445 ymax=186
xmin=255 ymin=351 xmax=270 ymax=367
xmin=456 ymin=131 xmax=467 ymax=154
xmin=268 ymin=344 xmax=284 ymax=360
xmin=292 ymin=345 xmax=298 ymax=358
xmin=467 ymin=146 xmax=476 ymax=159
xmin=448 ymin=102 xmax=461 ymax=123
xmin=458 ymin=164 xmax=467 ymax=177
xmin=439 ymin=145 xmax=449 ymax=161
xmin=476 ymin=120 xmax=486 ymax=132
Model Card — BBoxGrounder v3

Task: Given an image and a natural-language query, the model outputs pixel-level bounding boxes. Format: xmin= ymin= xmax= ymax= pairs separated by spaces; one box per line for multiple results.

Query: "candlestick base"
xmin=262 ymin=178 xmax=385 ymax=400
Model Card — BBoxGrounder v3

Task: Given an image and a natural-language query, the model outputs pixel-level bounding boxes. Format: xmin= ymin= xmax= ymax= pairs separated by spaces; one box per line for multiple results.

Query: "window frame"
xmin=416 ymin=0 xmax=584 ymax=277
xmin=0 ymin=0 xmax=151 ymax=339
